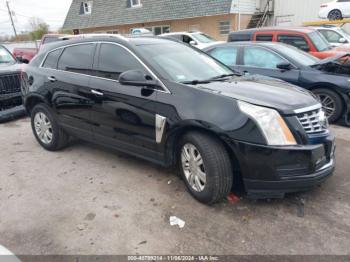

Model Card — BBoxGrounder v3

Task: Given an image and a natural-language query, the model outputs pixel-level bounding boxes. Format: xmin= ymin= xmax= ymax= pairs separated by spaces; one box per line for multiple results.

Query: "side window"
xmin=183 ymin=35 xmax=193 ymax=44
xmin=256 ymin=34 xmax=273 ymax=41
xmin=208 ymin=47 xmax=238 ymax=67
xmin=58 ymin=44 xmax=95 ymax=75
xmin=42 ymin=49 xmax=62 ymax=69
xmin=277 ymin=35 xmax=310 ymax=52
xmin=319 ymin=30 xmax=345 ymax=43
xmin=96 ymin=43 xmax=145 ymax=80
xmin=243 ymin=47 xmax=285 ymax=69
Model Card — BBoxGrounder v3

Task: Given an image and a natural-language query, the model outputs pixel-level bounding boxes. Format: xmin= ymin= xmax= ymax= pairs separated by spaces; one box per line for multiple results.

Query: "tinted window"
xmin=277 ymin=35 xmax=310 ymax=52
xmin=96 ymin=43 xmax=145 ymax=80
xmin=208 ymin=46 xmax=238 ymax=66
xmin=243 ymin=47 xmax=285 ymax=69
xmin=183 ymin=35 xmax=193 ymax=44
xmin=256 ymin=34 xmax=273 ymax=41
xmin=58 ymin=44 xmax=95 ymax=74
xmin=42 ymin=49 xmax=62 ymax=69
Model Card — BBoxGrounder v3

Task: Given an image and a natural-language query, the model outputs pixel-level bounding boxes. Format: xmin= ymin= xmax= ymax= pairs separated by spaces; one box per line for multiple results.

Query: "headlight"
xmin=238 ymin=101 xmax=297 ymax=146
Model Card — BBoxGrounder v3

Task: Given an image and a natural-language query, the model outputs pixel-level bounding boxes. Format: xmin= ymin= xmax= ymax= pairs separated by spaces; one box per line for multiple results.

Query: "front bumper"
xmin=227 ymin=133 xmax=336 ymax=199
xmin=0 ymin=105 xmax=26 ymax=123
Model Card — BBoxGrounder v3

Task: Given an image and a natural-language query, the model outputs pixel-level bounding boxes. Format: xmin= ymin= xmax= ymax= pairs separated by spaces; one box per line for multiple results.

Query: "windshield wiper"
xmin=180 ymin=79 xmax=212 ymax=85
xmin=209 ymin=73 xmax=240 ymax=80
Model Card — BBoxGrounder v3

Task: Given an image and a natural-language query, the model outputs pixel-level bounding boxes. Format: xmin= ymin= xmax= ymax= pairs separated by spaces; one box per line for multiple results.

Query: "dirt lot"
xmin=0 ymin=118 xmax=350 ymax=255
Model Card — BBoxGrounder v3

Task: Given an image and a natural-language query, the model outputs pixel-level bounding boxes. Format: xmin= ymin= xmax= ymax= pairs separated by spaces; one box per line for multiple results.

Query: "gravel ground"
xmin=0 ymin=117 xmax=349 ymax=255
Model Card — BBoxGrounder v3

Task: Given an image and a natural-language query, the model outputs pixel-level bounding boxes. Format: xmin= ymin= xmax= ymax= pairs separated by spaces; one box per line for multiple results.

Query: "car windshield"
xmin=272 ymin=44 xmax=319 ymax=66
xmin=137 ymin=42 xmax=233 ymax=83
xmin=191 ymin=33 xmax=216 ymax=43
xmin=0 ymin=45 xmax=16 ymax=64
xmin=308 ymin=31 xmax=331 ymax=52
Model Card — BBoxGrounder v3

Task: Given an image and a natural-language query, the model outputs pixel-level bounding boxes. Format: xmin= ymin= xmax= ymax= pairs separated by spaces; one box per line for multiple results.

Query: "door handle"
xmin=48 ymin=76 xmax=56 ymax=82
xmin=91 ymin=89 xmax=104 ymax=96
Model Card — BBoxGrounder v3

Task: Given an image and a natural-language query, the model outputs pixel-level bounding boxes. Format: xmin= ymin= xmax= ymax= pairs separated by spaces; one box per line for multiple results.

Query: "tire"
xmin=328 ymin=9 xmax=343 ymax=20
xmin=178 ymin=132 xmax=233 ymax=204
xmin=312 ymin=88 xmax=344 ymax=123
xmin=31 ymin=103 xmax=70 ymax=151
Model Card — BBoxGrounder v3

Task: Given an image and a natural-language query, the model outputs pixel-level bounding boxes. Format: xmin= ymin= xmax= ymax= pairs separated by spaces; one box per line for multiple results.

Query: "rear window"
xmin=57 ymin=44 xmax=95 ymax=74
xmin=256 ymin=34 xmax=273 ymax=41
xmin=228 ymin=32 xmax=252 ymax=42
xmin=208 ymin=46 xmax=238 ymax=66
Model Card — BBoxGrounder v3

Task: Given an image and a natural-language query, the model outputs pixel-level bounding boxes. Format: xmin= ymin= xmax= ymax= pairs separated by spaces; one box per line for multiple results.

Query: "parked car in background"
xmin=160 ymin=31 xmax=223 ymax=49
xmin=319 ymin=0 xmax=350 ymax=20
xmin=0 ymin=44 xmax=25 ymax=122
xmin=22 ymin=35 xmax=335 ymax=203
xmin=227 ymin=27 xmax=350 ymax=59
xmin=204 ymin=42 xmax=350 ymax=124
xmin=13 ymin=34 xmax=66 ymax=63
xmin=314 ymin=26 xmax=350 ymax=46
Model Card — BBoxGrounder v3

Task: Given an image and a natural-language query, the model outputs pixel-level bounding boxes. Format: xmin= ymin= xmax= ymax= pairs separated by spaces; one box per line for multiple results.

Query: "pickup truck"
xmin=227 ymin=27 xmax=350 ymax=59
xmin=13 ymin=34 xmax=65 ymax=63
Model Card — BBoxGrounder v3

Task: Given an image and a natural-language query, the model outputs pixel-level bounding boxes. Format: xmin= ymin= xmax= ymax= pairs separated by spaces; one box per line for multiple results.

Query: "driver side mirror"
xmin=189 ymin=40 xmax=197 ymax=46
xmin=277 ymin=62 xmax=293 ymax=71
xmin=339 ymin=37 xmax=348 ymax=44
xmin=16 ymin=56 xmax=28 ymax=64
xmin=119 ymin=70 xmax=159 ymax=88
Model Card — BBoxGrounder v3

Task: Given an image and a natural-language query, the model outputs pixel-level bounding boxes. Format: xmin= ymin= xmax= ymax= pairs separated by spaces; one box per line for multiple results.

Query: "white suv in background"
xmin=159 ymin=32 xmax=223 ymax=50
xmin=315 ymin=26 xmax=350 ymax=46
xmin=319 ymin=0 xmax=350 ymax=20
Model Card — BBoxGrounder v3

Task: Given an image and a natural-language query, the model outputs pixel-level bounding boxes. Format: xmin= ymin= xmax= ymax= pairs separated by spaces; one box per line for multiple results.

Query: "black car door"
xmin=239 ymin=46 xmax=300 ymax=85
xmin=42 ymin=43 xmax=97 ymax=139
xmin=89 ymin=42 xmax=159 ymax=159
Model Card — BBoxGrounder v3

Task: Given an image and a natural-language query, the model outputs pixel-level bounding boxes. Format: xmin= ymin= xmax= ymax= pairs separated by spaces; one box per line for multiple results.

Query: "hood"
xmin=0 ymin=63 xmax=23 ymax=74
xmin=313 ymin=52 xmax=350 ymax=65
xmin=194 ymin=75 xmax=319 ymax=115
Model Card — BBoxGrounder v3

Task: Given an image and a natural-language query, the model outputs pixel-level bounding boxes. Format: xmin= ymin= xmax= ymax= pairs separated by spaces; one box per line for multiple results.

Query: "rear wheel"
xmin=313 ymin=88 xmax=343 ymax=123
xmin=179 ymin=132 xmax=233 ymax=204
xmin=328 ymin=9 xmax=343 ymax=20
xmin=31 ymin=104 xmax=70 ymax=151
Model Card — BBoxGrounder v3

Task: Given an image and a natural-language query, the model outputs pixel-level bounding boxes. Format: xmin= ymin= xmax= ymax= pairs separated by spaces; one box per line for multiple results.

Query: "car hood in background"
xmin=0 ymin=63 xmax=23 ymax=74
xmin=313 ymin=52 xmax=350 ymax=65
xmin=194 ymin=75 xmax=319 ymax=115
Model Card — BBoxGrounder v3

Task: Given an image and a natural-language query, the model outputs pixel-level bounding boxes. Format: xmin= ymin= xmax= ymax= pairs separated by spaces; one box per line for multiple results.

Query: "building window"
xmin=80 ymin=1 xmax=93 ymax=15
xmin=219 ymin=21 xmax=231 ymax=35
xmin=131 ymin=25 xmax=170 ymax=35
xmin=106 ymin=30 xmax=119 ymax=34
xmin=130 ymin=0 xmax=142 ymax=8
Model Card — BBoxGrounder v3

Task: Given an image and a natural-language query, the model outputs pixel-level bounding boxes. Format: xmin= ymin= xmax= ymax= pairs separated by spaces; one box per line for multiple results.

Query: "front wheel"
xmin=179 ymin=132 xmax=233 ymax=204
xmin=312 ymin=88 xmax=344 ymax=123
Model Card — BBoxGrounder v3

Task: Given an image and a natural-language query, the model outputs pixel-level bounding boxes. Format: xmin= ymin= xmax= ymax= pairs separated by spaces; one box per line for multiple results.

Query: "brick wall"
xmin=79 ymin=14 xmax=253 ymax=41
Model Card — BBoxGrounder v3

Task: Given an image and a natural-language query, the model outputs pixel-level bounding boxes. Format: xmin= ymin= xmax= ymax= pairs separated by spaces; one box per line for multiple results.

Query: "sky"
xmin=0 ymin=0 xmax=72 ymax=36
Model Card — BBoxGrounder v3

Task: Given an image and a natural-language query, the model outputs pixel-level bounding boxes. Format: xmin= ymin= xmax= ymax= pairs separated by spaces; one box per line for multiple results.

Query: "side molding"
xmin=155 ymin=114 xmax=167 ymax=143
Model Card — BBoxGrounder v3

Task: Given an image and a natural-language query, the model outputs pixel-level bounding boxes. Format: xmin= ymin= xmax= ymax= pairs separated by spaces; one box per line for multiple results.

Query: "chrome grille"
xmin=0 ymin=73 xmax=21 ymax=95
xmin=297 ymin=109 xmax=328 ymax=134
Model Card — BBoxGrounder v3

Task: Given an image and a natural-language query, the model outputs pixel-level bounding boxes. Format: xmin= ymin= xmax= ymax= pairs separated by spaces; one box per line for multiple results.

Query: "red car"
xmin=13 ymin=34 xmax=66 ymax=63
xmin=228 ymin=27 xmax=349 ymax=59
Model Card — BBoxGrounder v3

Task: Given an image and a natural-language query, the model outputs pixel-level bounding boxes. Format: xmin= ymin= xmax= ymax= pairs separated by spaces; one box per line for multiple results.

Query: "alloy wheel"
xmin=317 ymin=94 xmax=336 ymax=119
xmin=181 ymin=143 xmax=207 ymax=192
xmin=34 ymin=112 xmax=53 ymax=144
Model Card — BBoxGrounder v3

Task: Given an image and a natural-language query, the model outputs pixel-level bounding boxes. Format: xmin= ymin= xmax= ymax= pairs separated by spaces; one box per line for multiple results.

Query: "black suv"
xmin=21 ymin=36 xmax=335 ymax=204
xmin=0 ymin=44 xmax=25 ymax=122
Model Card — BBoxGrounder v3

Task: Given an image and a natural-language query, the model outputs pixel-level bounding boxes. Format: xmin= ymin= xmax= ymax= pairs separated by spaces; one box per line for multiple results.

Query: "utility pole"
xmin=6 ymin=0 xmax=17 ymax=37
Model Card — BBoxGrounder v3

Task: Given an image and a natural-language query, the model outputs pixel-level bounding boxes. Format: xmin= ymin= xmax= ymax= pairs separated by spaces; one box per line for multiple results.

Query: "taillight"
xmin=320 ymin=4 xmax=328 ymax=8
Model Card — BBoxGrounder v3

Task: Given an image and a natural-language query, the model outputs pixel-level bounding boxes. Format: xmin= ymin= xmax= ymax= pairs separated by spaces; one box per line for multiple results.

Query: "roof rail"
xmin=59 ymin=33 xmax=128 ymax=41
